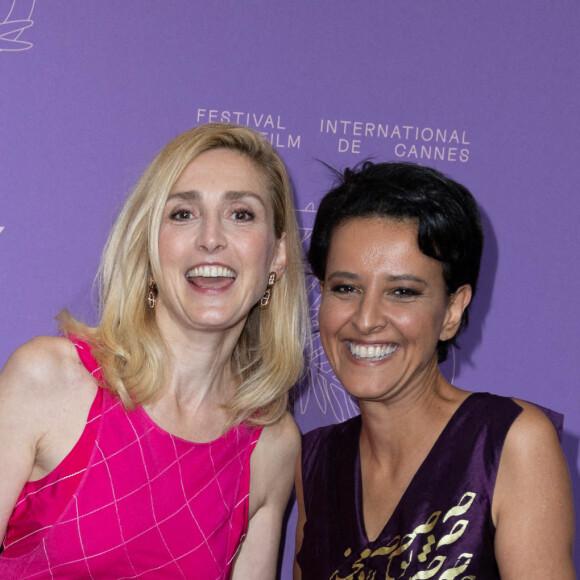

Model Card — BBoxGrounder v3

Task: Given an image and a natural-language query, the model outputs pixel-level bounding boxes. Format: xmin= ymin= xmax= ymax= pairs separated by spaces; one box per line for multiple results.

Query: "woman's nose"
xmin=196 ymin=216 xmax=227 ymax=252
xmin=351 ymin=293 xmax=387 ymax=334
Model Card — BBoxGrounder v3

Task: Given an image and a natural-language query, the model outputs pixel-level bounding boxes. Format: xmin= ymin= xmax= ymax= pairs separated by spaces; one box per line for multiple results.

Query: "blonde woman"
xmin=0 ymin=124 xmax=309 ymax=579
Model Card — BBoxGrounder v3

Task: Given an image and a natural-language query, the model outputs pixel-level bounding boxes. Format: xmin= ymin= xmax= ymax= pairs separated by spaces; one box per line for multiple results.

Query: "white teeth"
xmin=186 ymin=266 xmax=236 ymax=279
xmin=346 ymin=342 xmax=397 ymax=361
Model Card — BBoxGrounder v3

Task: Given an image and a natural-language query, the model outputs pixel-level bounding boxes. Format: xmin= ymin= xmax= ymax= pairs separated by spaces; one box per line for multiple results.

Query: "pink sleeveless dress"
xmin=0 ymin=337 xmax=263 ymax=579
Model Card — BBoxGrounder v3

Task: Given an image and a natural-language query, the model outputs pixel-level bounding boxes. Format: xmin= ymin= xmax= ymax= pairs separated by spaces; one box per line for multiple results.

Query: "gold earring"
xmin=147 ymin=278 xmax=157 ymax=309
xmin=259 ymin=272 xmax=277 ymax=309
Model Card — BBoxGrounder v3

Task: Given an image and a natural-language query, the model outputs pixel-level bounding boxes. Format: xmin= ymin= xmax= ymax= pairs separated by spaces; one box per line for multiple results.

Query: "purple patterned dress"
xmin=297 ymin=393 xmax=562 ymax=579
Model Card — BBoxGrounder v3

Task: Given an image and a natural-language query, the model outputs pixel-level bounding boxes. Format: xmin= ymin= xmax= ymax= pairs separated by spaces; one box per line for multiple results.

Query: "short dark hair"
xmin=308 ymin=161 xmax=483 ymax=362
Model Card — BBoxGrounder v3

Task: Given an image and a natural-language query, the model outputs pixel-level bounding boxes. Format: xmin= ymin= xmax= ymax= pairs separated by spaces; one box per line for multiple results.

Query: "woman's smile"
xmin=185 ymin=263 xmax=237 ymax=291
xmin=345 ymin=341 xmax=399 ymax=362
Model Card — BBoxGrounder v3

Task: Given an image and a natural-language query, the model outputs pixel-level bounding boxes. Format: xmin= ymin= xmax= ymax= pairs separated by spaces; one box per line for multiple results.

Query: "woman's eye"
xmin=330 ymin=284 xmax=358 ymax=294
xmin=170 ymin=209 xmax=193 ymax=221
xmin=231 ymin=209 xmax=255 ymax=221
xmin=393 ymin=287 xmax=420 ymax=297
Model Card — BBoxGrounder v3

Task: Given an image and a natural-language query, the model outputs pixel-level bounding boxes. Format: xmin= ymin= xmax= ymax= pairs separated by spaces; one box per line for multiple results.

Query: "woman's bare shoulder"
xmin=250 ymin=412 xmax=301 ymax=506
xmin=492 ymin=398 xmax=574 ymax=577
xmin=0 ymin=337 xmax=100 ymax=516
xmin=0 ymin=335 xmax=93 ymax=405
xmin=260 ymin=412 xmax=301 ymax=458
xmin=0 ymin=336 xmax=80 ymax=534
xmin=508 ymin=397 xmax=561 ymax=446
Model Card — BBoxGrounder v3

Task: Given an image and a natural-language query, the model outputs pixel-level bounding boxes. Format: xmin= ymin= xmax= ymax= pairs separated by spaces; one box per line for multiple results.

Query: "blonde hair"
xmin=60 ymin=123 xmax=309 ymax=427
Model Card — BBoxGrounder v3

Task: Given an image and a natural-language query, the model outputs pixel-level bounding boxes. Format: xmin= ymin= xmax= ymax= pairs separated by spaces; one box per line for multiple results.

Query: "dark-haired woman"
xmin=294 ymin=162 xmax=574 ymax=579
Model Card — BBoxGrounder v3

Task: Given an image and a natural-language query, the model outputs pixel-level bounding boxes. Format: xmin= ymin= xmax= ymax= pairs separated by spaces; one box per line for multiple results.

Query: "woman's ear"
xmin=270 ymin=233 xmax=287 ymax=279
xmin=440 ymin=285 xmax=472 ymax=341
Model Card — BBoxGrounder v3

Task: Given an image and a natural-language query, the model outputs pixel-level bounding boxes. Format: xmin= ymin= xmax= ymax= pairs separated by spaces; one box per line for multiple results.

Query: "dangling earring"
xmin=259 ymin=272 xmax=277 ymax=309
xmin=147 ymin=278 xmax=158 ymax=309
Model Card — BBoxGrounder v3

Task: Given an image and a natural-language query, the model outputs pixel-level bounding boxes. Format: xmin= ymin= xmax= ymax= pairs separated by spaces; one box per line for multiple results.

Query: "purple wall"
xmin=2 ymin=1 xmax=579 ymax=574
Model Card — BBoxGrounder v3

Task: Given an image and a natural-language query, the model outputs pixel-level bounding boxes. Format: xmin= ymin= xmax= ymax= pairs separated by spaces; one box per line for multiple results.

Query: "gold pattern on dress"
xmin=370 ymin=535 xmax=402 ymax=558
xmin=410 ymin=556 xmax=445 ymax=579
xmin=417 ymin=534 xmax=436 ymax=562
xmin=437 ymin=520 xmax=469 ymax=548
xmin=329 ymin=492 xmax=478 ymax=580
xmin=443 ymin=492 xmax=475 ymax=522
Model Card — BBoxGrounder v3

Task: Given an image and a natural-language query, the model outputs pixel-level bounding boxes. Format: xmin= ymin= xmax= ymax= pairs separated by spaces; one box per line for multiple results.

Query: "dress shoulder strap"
xmin=67 ymin=335 xmax=104 ymax=382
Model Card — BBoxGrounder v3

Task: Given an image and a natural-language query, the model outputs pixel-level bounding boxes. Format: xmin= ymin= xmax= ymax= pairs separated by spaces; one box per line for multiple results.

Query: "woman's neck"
xmin=357 ymin=371 xmax=469 ymax=466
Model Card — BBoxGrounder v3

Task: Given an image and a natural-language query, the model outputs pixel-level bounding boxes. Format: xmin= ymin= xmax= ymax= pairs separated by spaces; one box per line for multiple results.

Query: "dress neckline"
xmin=137 ymin=404 xmax=252 ymax=446
xmin=68 ymin=334 xmax=254 ymax=447
xmin=354 ymin=392 xmax=480 ymax=544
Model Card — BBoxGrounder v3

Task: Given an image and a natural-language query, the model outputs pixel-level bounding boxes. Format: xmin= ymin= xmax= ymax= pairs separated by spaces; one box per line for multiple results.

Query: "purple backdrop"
xmin=1 ymin=1 xmax=579 ymax=574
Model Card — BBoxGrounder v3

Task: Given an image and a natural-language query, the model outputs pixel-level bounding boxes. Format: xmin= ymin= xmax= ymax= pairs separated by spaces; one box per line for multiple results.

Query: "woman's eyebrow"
xmin=166 ymin=190 xmax=200 ymax=202
xmin=166 ymin=190 xmax=266 ymax=208
xmin=386 ymin=274 xmax=428 ymax=286
xmin=326 ymin=272 xmax=428 ymax=286
xmin=326 ymin=271 xmax=359 ymax=281
xmin=223 ymin=190 xmax=267 ymax=208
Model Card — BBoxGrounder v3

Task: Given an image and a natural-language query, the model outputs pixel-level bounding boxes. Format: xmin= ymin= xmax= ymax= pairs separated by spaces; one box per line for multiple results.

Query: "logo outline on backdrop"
xmin=296 ymin=204 xmax=360 ymax=423
xmin=0 ymin=0 xmax=35 ymax=52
